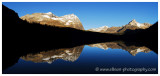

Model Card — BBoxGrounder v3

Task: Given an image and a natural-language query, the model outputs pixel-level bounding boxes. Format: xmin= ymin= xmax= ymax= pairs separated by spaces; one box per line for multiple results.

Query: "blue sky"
xmin=3 ymin=2 xmax=158 ymax=30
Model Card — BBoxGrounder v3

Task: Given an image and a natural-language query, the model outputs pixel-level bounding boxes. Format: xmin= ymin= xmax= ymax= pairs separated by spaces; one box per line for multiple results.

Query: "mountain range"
xmin=21 ymin=12 xmax=152 ymax=34
xmin=88 ymin=19 xmax=152 ymax=34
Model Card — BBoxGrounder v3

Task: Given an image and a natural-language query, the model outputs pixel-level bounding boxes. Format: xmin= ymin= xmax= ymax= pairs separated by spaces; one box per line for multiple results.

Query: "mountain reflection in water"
xmin=3 ymin=41 xmax=157 ymax=74
xmin=88 ymin=42 xmax=151 ymax=56
xmin=21 ymin=46 xmax=84 ymax=64
xmin=21 ymin=41 xmax=152 ymax=64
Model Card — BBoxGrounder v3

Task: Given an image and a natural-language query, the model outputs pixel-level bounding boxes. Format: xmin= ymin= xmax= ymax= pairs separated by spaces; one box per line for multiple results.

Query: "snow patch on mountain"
xmin=137 ymin=23 xmax=141 ymax=27
xmin=128 ymin=19 xmax=146 ymax=28
xmin=42 ymin=15 xmax=50 ymax=18
xmin=42 ymin=57 xmax=50 ymax=60
xmin=40 ymin=12 xmax=80 ymax=26
xmin=89 ymin=43 xmax=108 ymax=50
xmin=136 ymin=48 xmax=145 ymax=53
xmin=88 ymin=26 xmax=109 ymax=32
xmin=51 ymin=17 xmax=65 ymax=22
xmin=65 ymin=20 xmax=73 ymax=25
xmin=46 ymin=12 xmax=53 ymax=15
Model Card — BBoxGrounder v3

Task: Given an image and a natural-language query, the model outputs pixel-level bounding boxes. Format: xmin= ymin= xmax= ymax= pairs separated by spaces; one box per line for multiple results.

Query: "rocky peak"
xmin=128 ymin=19 xmax=141 ymax=27
xmin=61 ymin=14 xmax=80 ymax=22
xmin=129 ymin=19 xmax=136 ymax=24
xmin=126 ymin=19 xmax=152 ymax=29
xmin=43 ymin=12 xmax=57 ymax=18
xmin=20 ymin=12 xmax=84 ymax=30
xmin=100 ymin=26 xmax=109 ymax=29
xmin=46 ymin=12 xmax=53 ymax=15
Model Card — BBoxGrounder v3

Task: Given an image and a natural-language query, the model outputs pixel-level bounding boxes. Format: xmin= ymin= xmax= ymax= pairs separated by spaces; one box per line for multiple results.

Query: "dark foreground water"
xmin=3 ymin=42 xmax=158 ymax=74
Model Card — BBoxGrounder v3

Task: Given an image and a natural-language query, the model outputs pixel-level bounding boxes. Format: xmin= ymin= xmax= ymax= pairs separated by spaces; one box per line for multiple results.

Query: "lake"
xmin=3 ymin=42 xmax=158 ymax=74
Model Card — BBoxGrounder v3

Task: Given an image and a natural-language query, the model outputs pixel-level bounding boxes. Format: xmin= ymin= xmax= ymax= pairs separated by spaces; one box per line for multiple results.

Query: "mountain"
xmin=118 ymin=19 xmax=152 ymax=33
xmin=88 ymin=26 xmax=109 ymax=33
xmin=88 ymin=19 xmax=152 ymax=34
xmin=21 ymin=12 xmax=84 ymax=30
xmin=126 ymin=19 xmax=152 ymax=29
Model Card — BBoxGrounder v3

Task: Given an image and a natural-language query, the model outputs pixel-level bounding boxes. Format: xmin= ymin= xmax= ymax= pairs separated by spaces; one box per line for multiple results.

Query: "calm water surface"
xmin=3 ymin=42 xmax=158 ymax=74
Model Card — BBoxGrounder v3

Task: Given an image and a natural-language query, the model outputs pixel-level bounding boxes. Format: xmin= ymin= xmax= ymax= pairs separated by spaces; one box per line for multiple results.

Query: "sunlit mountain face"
xmin=20 ymin=12 xmax=84 ymax=30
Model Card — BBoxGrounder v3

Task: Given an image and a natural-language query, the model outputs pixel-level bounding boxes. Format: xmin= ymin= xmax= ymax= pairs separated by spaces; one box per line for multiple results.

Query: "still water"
xmin=3 ymin=42 xmax=158 ymax=74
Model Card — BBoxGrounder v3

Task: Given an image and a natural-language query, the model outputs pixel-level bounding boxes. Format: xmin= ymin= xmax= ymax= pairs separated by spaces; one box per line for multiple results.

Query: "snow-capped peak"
xmin=42 ymin=12 xmax=57 ymax=18
xmin=132 ymin=19 xmax=136 ymax=22
xmin=88 ymin=26 xmax=109 ymax=32
xmin=62 ymin=14 xmax=79 ymax=20
xmin=128 ymin=19 xmax=144 ymax=28
xmin=46 ymin=12 xmax=53 ymax=15
xmin=60 ymin=14 xmax=81 ymax=25
xmin=99 ymin=26 xmax=109 ymax=29
xmin=128 ymin=19 xmax=137 ymax=24
xmin=68 ymin=13 xmax=76 ymax=16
